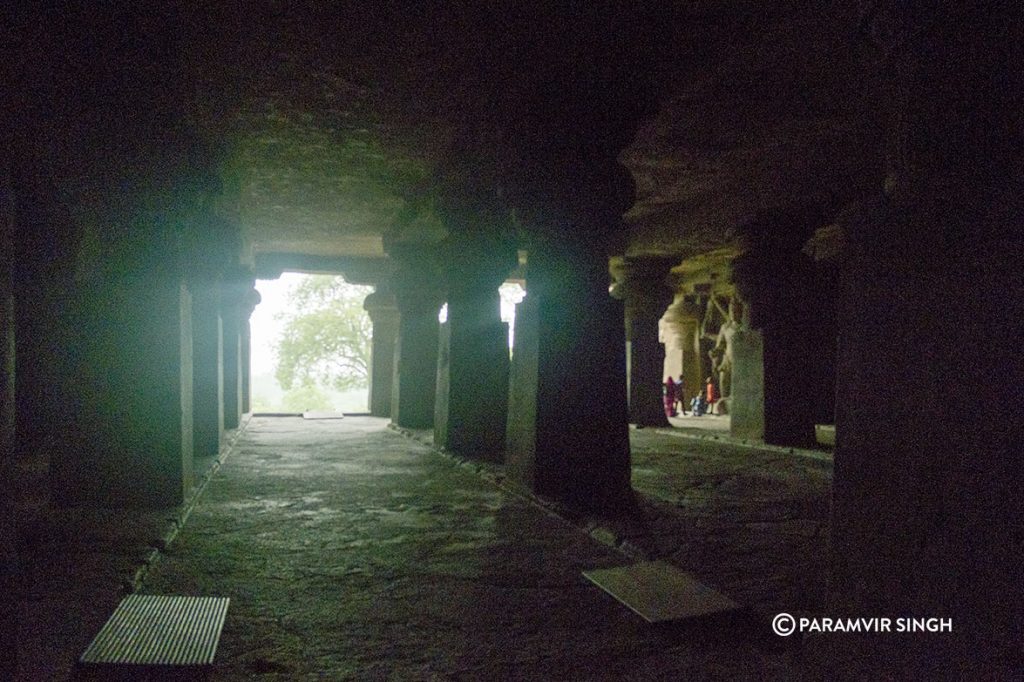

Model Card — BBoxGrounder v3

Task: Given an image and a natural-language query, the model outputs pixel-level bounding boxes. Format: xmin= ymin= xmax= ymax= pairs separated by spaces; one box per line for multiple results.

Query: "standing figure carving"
xmin=707 ymin=296 xmax=740 ymax=401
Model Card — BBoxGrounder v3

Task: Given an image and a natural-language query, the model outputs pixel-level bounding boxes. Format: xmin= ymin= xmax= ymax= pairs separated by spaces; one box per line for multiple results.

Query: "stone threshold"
xmin=652 ymin=427 xmax=833 ymax=467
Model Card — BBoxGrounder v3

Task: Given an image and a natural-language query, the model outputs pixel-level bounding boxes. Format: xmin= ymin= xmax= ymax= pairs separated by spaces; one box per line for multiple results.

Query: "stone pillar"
xmin=191 ymin=280 xmax=223 ymax=458
xmin=612 ymin=258 xmax=675 ymax=427
xmin=507 ymin=240 xmax=632 ymax=512
xmin=832 ymin=227 xmax=1024 ymax=661
xmin=241 ymin=319 xmax=251 ymax=414
xmin=661 ymin=297 xmax=703 ymax=407
xmin=11 ymin=205 xmax=73 ymax=457
xmin=389 ymin=249 xmax=442 ymax=429
xmin=660 ymin=319 xmax=683 ymax=382
xmin=22 ymin=175 xmax=200 ymax=508
xmin=727 ymin=205 xmax=825 ymax=447
xmin=728 ymin=325 xmax=765 ymax=438
xmin=48 ymin=273 xmax=195 ymax=507
xmin=221 ymin=315 xmax=242 ymax=428
xmin=0 ymin=166 xmax=16 ymax=679
xmin=363 ymin=288 xmax=399 ymax=417
xmin=434 ymin=237 xmax=515 ymax=460
xmin=492 ymin=25 xmax=657 ymax=512
xmin=220 ymin=271 xmax=258 ymax=430
xmin=830 ymin=6 xmax=1024 ymax=661
xmin=0 ymin=179 xmax=12 ymax=466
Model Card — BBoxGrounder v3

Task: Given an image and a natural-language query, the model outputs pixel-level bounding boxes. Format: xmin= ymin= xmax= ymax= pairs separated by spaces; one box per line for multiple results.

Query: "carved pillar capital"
xmin=438 ymin=233 xmax=517 ymax=301
xmin=661 ymin=296 xmax=702 ymax=339
xmin=729 ymin=204 xmax=824 ymax=330
xmin=362 ymin=288 xmax=398 ymax=320
xmin=610 ymin=256 xmax=677 ymax=318
xmin=511 ymin=158 xmax=636 ymax=261
xmin=385 ymin=244 xmax=444 ymax=314
xmin=218 ymin=268 xmax=260 ymax=322
xmin=184 ymin=212 xmax=241 ymax=287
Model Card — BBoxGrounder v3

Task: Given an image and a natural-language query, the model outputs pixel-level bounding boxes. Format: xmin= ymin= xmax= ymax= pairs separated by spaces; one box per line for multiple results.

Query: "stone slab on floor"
xmin=583 ymin=560 xmax=740 ymax=623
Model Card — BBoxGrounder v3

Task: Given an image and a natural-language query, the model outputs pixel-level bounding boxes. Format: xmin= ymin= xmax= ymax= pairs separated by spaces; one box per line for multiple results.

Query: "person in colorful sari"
xmin=705 ymin=377 xmax=719 ymax=415
xmin=663 ymin=377 xmax=678 ymax=417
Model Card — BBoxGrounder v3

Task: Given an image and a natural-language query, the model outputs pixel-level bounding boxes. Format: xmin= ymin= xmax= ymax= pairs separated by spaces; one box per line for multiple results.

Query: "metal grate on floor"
xmin=79 ymin=594 xmax=229 ymax=669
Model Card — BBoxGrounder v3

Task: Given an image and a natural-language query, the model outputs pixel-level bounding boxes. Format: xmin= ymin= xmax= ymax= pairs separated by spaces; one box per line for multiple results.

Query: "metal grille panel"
xmin=79 ymin=594 xmax=229 ymax=667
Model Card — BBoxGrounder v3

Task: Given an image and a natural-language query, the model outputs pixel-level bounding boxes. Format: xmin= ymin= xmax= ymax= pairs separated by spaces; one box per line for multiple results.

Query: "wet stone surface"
xmin=140 ymin=417 xmax=812 ymax=680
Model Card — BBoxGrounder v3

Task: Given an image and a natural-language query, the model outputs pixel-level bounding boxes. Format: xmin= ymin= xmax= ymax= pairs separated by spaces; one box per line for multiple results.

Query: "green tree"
xmin=280 ymin=383 xmax=334 ymax=412
xmin=275 ymin=276 xmax=372 ymax=392
xmin=251 ymin=391 xmax=273 ymax=413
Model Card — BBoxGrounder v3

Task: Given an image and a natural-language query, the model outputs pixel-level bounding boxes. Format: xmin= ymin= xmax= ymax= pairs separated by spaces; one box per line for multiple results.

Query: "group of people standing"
xmin=663 ymin=376 xmax=718 ymax=418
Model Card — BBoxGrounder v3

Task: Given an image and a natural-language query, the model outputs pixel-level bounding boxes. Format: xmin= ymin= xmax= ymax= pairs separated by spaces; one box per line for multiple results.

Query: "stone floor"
xmin=11 ymin=415 xmax=987 ymax=679
xmin=666 ymin=413 xmax=732 ymax=434
xmin=627 ymin=428 xmax=830 ymax=617
xmin=135 ymin=417 xmax=815 ymax=679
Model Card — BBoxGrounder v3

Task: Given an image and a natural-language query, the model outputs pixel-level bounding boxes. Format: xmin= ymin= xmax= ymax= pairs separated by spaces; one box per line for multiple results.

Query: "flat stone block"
xmin=583 ymin=560 xmax=739 ymax=623
xmin=302 ymin=411 xmax=346 ymax=420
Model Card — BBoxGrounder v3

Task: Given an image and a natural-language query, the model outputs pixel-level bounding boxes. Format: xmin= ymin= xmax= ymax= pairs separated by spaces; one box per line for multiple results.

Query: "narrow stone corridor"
xmin=137 ymin=417 xmax=805 ymax=679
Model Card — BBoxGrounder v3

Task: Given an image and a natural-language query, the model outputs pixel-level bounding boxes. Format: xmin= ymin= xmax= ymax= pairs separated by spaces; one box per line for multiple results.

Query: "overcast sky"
xmin=250 ymin=273 xmax=309 ymax=376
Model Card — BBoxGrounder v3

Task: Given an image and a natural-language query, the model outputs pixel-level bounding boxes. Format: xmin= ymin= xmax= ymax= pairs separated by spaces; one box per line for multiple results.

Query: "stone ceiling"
xmin=213 ymin=2 xmax=887 ymax=265
xmin=621 ymin=3 xmax=886 ymax=259
xmin=7 ymin=2 xmax=891 ymax=266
